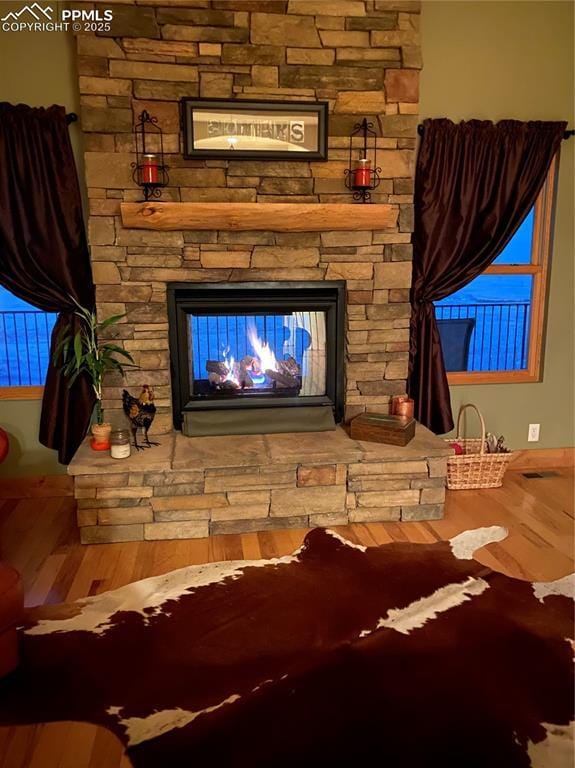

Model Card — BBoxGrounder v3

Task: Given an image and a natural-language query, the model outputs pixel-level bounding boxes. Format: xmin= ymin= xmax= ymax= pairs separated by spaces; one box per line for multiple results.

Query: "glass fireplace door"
xmin=167 ymin=281 xmax=345 ymax=429
xmin=189 ymin=311 xmax=327 ymax=399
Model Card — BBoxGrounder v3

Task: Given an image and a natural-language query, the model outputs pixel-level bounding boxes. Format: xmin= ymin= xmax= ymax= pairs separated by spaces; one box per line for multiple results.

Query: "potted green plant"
xmin=54 ymin=301 xmax=136 ymax=449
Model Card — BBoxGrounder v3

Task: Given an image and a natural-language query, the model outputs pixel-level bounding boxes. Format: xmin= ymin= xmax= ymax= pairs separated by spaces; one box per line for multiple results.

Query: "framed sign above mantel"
xmin=181 ymin=98 xmax=328 ymax=161
xmin=120 ymin=202 xmax=397 ymax=232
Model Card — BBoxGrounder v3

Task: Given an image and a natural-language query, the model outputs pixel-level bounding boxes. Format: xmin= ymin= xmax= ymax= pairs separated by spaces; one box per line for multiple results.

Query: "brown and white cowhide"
xmin=0 ymin=527 xmax=573 ymax=767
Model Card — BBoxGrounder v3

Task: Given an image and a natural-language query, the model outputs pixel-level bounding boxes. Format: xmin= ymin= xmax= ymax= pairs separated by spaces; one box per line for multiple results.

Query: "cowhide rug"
xmin=0 ymin=527 xmax=573 ymax=767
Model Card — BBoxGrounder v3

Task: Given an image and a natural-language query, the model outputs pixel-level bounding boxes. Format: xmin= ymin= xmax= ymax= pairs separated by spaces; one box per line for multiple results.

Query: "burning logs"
xmin=206 ymin=359 xmax=253 ymax=390
xmin=238 ymin=369 xmax=254 ymax=388
xmin=265 ymin=369 xmax=299 ymax=388
xmin=281 ymin=356 xmax=299 ymax=378
xmin=265 ymin=357 xmax=300 ymax=388
xmin=205 ymin=355 xmax=301 ymax=391
xmin=206 ymin=361 xmax=228 ymax=376
xmin=206 ymin=360 xmax=234 ymax=389
xmin=240 ymin=355 xmax=259 ymax=373
xmin=239 ymin=356 xmax=258 ymax=388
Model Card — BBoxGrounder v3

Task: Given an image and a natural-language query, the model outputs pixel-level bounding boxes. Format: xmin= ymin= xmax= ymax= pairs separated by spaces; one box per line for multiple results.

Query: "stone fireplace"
xmin=79 ymin=0 xmax=421 ymax=433
xmin=67 ymin=0 xmax=451 ymax=544
xmin=168 ymin=280 xmax=345 ymax=433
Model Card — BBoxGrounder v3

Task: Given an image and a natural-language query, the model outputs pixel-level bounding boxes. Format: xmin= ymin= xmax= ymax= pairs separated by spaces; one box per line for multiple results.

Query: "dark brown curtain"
xmin=407 ymin=118 xmax=566 ymax=434
xmin=0 ymin=103 xmax=95 ymax=463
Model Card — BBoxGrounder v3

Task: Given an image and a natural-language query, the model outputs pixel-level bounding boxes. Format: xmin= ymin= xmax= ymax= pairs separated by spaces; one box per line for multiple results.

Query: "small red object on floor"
xmin=0 ymin=427 xmax=9 ymax=464
xmin=0 ymin=563 xmax=23 ymax=677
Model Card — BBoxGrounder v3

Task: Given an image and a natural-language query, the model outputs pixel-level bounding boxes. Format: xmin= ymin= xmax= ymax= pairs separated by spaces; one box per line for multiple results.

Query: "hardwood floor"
xmin=0 ymin=467 xmax=573 ymax=767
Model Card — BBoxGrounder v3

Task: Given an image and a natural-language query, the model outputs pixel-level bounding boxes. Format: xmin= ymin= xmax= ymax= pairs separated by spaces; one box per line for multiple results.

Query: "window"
xmin=434 ymin=157 xmax=557 ymax=384
xmin=0 ymin=287 xmax=57 ymax=399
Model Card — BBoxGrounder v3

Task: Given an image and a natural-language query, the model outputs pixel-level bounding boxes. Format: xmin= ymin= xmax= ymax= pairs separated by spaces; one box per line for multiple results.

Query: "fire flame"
xmin=222 ymin=347 xmax=239 ymax=386
xmin=247 ymin=323 xmax=278 ymax=373
xmin=219 ymin=324 xmax=279 ymax=388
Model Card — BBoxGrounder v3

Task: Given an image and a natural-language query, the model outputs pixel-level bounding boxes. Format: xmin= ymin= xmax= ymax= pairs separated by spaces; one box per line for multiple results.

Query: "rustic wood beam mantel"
xmin=120 ymin=202 xmax=397 ymax=232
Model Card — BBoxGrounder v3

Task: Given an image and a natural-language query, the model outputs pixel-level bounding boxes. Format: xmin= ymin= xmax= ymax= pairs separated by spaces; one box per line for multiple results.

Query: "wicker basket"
xmin=444 ymin=404 xmax=513 ymax=490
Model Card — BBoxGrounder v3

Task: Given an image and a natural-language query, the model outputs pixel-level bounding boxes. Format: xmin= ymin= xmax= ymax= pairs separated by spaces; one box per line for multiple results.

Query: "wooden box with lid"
xmin=350 ymin=413 xmax=416 ymax=446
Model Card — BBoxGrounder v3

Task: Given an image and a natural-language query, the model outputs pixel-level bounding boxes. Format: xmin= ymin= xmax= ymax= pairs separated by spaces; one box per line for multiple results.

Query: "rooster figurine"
xmin=122 ymin=385 xmax=158 ymax=450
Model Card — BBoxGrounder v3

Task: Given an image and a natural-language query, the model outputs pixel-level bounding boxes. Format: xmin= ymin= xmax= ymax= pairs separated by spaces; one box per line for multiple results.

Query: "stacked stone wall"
xmin=77 ymin=0 xmax=421 ymax=429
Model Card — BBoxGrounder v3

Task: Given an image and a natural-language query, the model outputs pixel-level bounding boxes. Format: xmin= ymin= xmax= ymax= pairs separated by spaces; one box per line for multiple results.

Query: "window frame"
xmin=0 ymin=386 xmax=45 ymax=400
xmin=0 ymin=305 xmax=58 ymax=400
xmin=445 ymin=155 xmax=558 ymax=386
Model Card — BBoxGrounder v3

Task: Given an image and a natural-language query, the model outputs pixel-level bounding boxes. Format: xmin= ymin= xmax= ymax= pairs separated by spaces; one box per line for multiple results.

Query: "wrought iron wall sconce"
xmin=344 ymin=118 xmax=381 ymax=203
xmin=132 ymin=110 xmax=169 ymax=202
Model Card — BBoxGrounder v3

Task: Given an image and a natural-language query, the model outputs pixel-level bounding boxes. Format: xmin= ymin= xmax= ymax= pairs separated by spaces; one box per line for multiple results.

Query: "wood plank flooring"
xmin=0 ymin=467 xmax=573 ymax=768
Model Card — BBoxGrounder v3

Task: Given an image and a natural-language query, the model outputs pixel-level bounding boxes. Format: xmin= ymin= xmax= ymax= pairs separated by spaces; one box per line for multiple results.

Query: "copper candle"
xmin=391 ymin=395 xmax=409 ymax=415
xmin=395 ymin=398 xmax=415 ymax=419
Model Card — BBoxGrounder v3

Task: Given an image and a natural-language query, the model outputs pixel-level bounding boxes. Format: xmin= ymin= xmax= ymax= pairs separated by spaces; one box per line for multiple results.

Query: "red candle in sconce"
xmin=353 ymin=158 xmax=371 ymax=188
xmin=141 ymin=153 xmax=160 ymax=184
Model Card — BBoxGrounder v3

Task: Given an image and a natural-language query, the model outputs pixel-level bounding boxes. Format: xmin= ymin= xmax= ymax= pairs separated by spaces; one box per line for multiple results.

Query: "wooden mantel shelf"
xmin=120 ymin=202 xmax=397 ymax=232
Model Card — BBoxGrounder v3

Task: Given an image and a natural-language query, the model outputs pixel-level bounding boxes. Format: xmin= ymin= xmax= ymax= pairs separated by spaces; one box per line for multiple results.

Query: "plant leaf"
xmin=98 ymin=314 xmax=126 ymax=330
xmin=73 ymin=332 xmax=83 ymax=370
xmin=103 ymin=344 xmax=135 ymax=362
xmin=52 ymin=335 xmax=70 ymax=365
xmin=66 ymin=369 xmax=82 ymax=388
xmin=55 ymin=299 xmax=140 ymax=389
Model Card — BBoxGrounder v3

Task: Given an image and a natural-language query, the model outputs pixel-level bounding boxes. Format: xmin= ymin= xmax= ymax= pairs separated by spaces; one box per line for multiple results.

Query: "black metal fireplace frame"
xmin=167 ymin=281 xmax=346 ymax=429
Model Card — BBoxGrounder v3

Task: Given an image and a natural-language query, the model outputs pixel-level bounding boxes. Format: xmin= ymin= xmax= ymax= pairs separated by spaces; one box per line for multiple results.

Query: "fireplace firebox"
xmin=167 ymin=282 xmax=345 ymax=435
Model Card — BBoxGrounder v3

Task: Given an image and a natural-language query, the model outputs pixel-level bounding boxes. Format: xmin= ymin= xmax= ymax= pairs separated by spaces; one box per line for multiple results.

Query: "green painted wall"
xmin=0 ymin=25 xmax=81 ymax=476
xmin=420 ymin=1 xmax=574 ymax=449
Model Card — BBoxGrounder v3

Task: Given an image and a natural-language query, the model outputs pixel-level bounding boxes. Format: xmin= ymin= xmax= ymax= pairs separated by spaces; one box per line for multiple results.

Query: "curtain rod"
xmin=66 ymin=108 xmax=575 ymax=137
xmin=416 ymin=123 xmax=574 ymax=140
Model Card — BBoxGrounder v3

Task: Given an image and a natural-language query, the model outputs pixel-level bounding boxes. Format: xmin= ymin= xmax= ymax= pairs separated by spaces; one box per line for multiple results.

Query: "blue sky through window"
xmin=493 ymin=208 xmax=533 ymax=265
xmin=436 ymin=207 xmax=534 ymax=307
xmin=0 ymin=286 xmax=57 ymax=386
xmin=435 ymin=207 xmax=535 ymax=372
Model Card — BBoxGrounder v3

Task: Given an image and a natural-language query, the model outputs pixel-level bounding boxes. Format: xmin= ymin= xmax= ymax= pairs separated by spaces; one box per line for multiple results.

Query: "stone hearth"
xmin=69 ymin=425 xmax=451 ymax=544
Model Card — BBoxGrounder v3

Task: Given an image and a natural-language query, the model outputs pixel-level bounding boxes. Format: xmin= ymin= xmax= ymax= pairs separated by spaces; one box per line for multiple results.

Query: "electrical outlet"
xmin=528 ymin=423 xmax=540 ymax=442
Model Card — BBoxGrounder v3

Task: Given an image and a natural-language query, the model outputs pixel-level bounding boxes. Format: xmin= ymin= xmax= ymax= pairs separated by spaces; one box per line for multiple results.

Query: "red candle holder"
xmin=344 ymin=118 xmax=381 ymax=203
xmin=141 ymin=154 xmax=160 ymax=184
xmin=353 ymin=158 xmax=371 ymax=188
xmin=131 ymin=110 xmax=169 ymax=202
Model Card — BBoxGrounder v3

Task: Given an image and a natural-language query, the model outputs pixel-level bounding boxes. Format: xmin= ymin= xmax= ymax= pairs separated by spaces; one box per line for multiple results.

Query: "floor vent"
xmin=522 ymin=471 xmax=560 ymax=479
